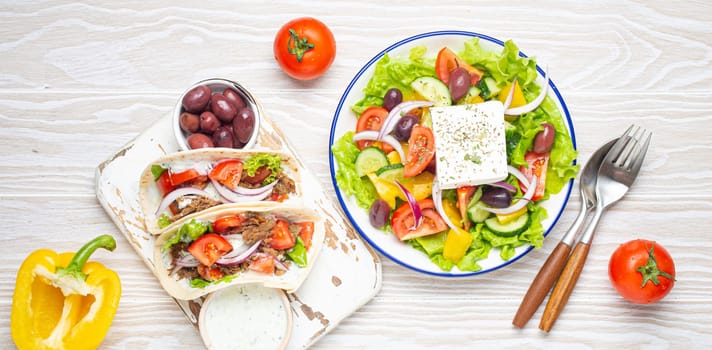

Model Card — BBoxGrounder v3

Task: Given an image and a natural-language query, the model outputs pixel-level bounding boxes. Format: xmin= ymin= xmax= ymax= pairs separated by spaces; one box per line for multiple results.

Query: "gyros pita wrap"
xmin=153 ymin=202 xmax=324 ymax=300
xmin=139 ymin=148 xmax=301 ymax=235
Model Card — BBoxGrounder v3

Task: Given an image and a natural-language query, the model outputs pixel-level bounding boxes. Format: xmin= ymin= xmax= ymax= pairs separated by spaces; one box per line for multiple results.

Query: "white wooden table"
xmin=1 ymin=1 xmax=711 ymax=349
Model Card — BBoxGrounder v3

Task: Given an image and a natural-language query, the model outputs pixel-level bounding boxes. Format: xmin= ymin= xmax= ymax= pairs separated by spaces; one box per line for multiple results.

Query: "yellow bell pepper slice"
xmin=443 ymin=227 xmax=473 ymax=263
xmin=496 ymin=206 xmax=528 ymax=224
xmin=441 ymin=198 xmax=462 ymax=229
xmin=367 ymin=173 xmax=402 ymax=209
xmin=11 ymin=235 xmax=121 ymax=350
xmin=408 ymin=171 xmax=434 ymax=201
xmin=498 ymin=79 xmax=527 ymax=108
xmin=386 ymin=151 xmax=401 ymax=164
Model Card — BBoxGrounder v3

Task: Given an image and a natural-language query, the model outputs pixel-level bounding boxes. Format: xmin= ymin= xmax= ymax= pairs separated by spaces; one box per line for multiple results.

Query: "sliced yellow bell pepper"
xmin=498 ymin=79 xmax=527 ymax=108
xmin=367 ymin=173 xmax=402 ymax=209
xmin=496 ymin=206 xmax=528 ymax=224
xmin=11 ymin=235 xmax=121 ymax=350
xmin=386 ymin=151 xmax=401 ymax=164
xmin=443 ymin=227 xmax=473 ymax=263
xmin=407 ymin=171 xmax=434 ymax=201
xmin=441 ymin=198 xmax=462 ymax=230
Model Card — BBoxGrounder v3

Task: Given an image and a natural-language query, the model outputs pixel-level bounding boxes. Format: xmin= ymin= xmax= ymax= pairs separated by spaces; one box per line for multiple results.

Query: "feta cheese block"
xmin=430 ymin=101 xmax=508 ymax=189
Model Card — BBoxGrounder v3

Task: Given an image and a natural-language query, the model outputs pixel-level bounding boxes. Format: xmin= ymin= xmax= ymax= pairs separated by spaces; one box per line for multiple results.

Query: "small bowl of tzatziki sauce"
xmin=199 ymin=284 xmax=292 ymax=350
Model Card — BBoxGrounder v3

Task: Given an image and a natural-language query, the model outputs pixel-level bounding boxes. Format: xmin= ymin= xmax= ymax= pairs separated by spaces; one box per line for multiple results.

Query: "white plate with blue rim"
xmin=328 ymin=30 xmax=576 ymax=277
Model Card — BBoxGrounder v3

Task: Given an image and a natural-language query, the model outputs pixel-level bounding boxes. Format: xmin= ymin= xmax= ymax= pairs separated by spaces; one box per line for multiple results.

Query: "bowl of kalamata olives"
xmin=174 ymin=78 xmax=260 ymax=151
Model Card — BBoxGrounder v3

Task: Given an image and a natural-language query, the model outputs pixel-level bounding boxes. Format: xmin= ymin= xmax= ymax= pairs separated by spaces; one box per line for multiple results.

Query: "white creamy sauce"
xmin=201 ymin=284 xmax=289 ymax=350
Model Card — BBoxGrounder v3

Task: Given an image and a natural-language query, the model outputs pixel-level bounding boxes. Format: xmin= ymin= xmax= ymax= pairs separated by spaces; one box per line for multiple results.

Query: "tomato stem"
xmin=636 ymin=243 xmax=676 ymax=287
xmin=287 ymin=28 xmax=314 ymax=62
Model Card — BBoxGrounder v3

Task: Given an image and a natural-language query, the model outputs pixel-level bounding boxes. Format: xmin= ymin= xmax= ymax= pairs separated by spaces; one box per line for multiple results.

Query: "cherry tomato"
xmin=208 ymin=159 xmax=243 ymax=190
xmin=197 ymin=265 xmax=224 ymax=281
xmin=391 ymin=199 xmax=448 ymax=241
xmin=355 ymin=106 xmax=394 ymax=153
xmin=168 ymin=168 xmax=203 ymax=186
xmin=456 ymin=186 xmax=477 ymax=231
xmin=249 ymin=255 xmax=275 ymax=274
xmin=188 ymin=233 xmax=233 ymax=266
xmin=519 ymin=151 xmax=549 ymax=201
xmin=274 ymin=17 xmax=336 ymax=80
xmin=609 ymin=239 xmax=676 ymax=304
xmin=269 ymin=219 xmax=296 ymax=250
xmin=435 ymin=47 xmax=484 ymax=86
xmin=404 ymin=125 xmax=435 ymax=178
xmin=212 ymin=215 xmax=246 ymax=234
xmin=241 ymin=165 xmax=272 ymax=185
xmin=297 ymin=221 xmax=315 ymax=250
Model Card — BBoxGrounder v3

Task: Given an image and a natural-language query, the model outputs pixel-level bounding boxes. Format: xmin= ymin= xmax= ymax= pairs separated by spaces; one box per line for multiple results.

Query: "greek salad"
xmin=332 ymin=37 xmax=578 ymax=272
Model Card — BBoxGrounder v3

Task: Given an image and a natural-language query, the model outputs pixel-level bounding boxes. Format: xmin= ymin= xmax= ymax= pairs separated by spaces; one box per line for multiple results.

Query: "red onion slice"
xmin=232 ymin=180 xmax=278 ymax=196
xmin=505 ymin=69 xmax=550 ymax=116
xmin=156 ymin=187 xmax=211 ymax=215
xmin=215 ymin=240 xmax=261 ymax=266
xmin=378 ymin=100 xmax=434 ymax=140
xmin=477 ymin=176 xmax=537 ymax=215
xmin=431 ymin=179 xmax=460 ymax=232
xmin=502 ymin=77 xmax=518 ymax=111
xmin=507 ymin=165 xmax=531 ymax=189
xmin=174 ymin=254 xmax=200 ymax=267
xmin=352 ymin=130 xmax=405 ymax=161
xmin=211 ymin=179 xmax=272 ymax=203
xmin=490 ymin=181 xmax=517 ymax=193
xmin=395 ymin=180 xmax=422 ymax=228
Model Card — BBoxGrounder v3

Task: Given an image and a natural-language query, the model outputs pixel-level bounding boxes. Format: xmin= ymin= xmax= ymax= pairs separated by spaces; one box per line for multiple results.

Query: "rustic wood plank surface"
xmin=1 ymin=1 xmax=711 ymax=349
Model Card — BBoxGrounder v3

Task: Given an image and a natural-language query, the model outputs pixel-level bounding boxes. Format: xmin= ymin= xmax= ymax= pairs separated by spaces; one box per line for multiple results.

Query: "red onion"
xmin=395 ymin=180 xmax=422 ymax=228
xmin=378 ymin=100 xmax=434 ymax=140
xmin=502 ymin=77 xmax=518 ymax=111
xmin=431 ymin=180 xmax=460 ymax=232
xmin=174 ymin=254 xmax=200 ymax=267
xmin=490 ymin=181 xmax=517 ymax=193
xmin=352 ymin=130 xmax=405 ymax=161
xmin=478 ymin=176 xmax=537 ymax=215
xmin=211 ymin=179 xmax=272 ymax=203
xmin=156 ymin=187 xmax=211 ymax=215
xmin=232 ymin=180 xmax=278 ymax=196
xmin=216 ymin=240 xmax=261 ymax=266
xmin=505 ymin=69 xmax=550 ymax=116
xmin=507 ymin=165 xmax=531 ymax=189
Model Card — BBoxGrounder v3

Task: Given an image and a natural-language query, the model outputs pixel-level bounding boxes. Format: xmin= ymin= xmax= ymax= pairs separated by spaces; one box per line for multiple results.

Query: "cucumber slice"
xmin=376 ymin=163 xmax=405 ymax=182
xmin=410 ymin=77 xmax=452 ymax=106
xmin=457 ymin=86 xmax=482 ymax=105
xmin=467 ymin=203 xmax=491 ymax=223
xmin=355 ymin=147 xmax=389 ymax=177
xmin=467 ymin=187 xmax=484 ymax=208
xmin=483 ymin=77 xmax=501 ymax=98
xmin=484 ymin=212 xmax=530 ymax=237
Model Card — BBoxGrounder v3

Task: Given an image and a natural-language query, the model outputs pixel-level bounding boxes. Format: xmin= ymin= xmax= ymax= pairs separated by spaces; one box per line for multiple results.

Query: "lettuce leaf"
xmin=163 ymin=219 xmax=211 ymax=250
xmin=244 ymin=153 xmax=283 ymax=185
xmin=331 ymin=131 xmax=377 ymax=208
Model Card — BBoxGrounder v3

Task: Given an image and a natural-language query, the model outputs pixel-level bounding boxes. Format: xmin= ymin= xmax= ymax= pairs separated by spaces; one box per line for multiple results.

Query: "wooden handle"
xmin=512 ymin=242 xmax=572 ymax=328
xmin=539 ymin=242 xmax=591 ymax=332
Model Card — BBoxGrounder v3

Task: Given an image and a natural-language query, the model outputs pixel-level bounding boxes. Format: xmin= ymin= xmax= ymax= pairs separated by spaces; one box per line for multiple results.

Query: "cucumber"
xmin=483 ymin=77 xmax=501 ymax=98
xmin=355 ymin=147 xmax=389 ymax=177
xmin=376 ymin=163 xmax=405 ymax=182
xmin=484 ymin=212 xmax=530 ymax=237
xmin=457 ymin=86 xmax=482 ymax=105
xmin=467 ymin=187 xmax=484 ymax=208
xmin=410 ymin=76 xmax=452 ymax=106
xmin=467 ymin=203 xmax=491 ymax=223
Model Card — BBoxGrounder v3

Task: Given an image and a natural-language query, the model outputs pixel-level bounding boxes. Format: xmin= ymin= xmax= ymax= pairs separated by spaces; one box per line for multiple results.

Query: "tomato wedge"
xmin=355 ymin=106 xmax=394 ymax=153
xmin=197 ymin=265 xmax=224 ymax=281
xmin=269 ymin=219 xmax=296 ymax=250
xmin=456 ymin=186 xmax=476 ymax=231
xmin=297 ymin=221 xmax=315 ymax=250
xmin=404 ymin=125 xmax=436 ymax=178
xmin=168 ymin=168 xmax=203 ymax=186
xmin=212 ymin=215 xmax=246 ymax=234
xmin=435 ymin=47 xmax=484 ymax=86
xmin=391 ymin=198 xmax=448 ymax=241
xmin=519 ymin=151 xmax=549 ymax=201
xmin=249 ymin=255 xmax=275 ymax=274
xmin=156 ymin=171 xmax=176 ymax=196
xmin=209 ymin=159 xmax=243 ymax=190
xmin=188 ymin=233 xmax=233 ymax=266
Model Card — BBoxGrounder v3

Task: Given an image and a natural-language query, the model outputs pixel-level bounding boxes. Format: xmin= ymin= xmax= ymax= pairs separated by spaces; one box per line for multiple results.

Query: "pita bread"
xmin=138 ymin=148 xmax=301 ymax=235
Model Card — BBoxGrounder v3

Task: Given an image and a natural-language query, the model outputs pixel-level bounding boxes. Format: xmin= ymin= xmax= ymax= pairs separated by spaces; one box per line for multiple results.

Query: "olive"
xmin=182 ymin=85 xmax=211 ymax=113
xmin=179 ymin=112 xmax=200 ymax=133
xmin=369 ymin=198 xmax=390 ymax=229
xmin=242 ymin=166 xmax=272 ymax=185
xmin=199 ymin=111 xmax=220 ymax=134
xmin=533 ymin=123 xmax=556 ymax=154
xmin=382 ymin=88 xmax=403 ymax=111
xmin=212 ymin=126 xmax=234 ymax=148
xmin=223 ymin=88 xmax=246 ymax=110
xmin=448 ymin=67 xmax=471 ymax=102
xmin=210 ymin=94 xmax=237 ymax=123
xmin=232 ymin=107 xmax=256 ymax=144
xmin=480 ymin=187 xmax=512 ymax=208
xmin=187 ymin=133 xmax=214 ymax=149
xmin=393 ymin=114 xmax=420 ymax=142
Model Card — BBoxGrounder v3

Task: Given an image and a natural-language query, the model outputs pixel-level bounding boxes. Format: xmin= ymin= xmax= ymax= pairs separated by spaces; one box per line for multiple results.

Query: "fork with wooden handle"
xmin=539 ymin=125 xmax=651 ymax=332
xmin=512 ymin=138 xmax=616 ymax=328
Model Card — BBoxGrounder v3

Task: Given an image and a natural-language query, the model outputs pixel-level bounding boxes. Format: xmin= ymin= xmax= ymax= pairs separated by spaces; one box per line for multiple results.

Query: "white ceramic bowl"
xmin=199 ymin=284 xmax=292 ymax=350
xmin=174 ymin=78 xmax=261 ymax=151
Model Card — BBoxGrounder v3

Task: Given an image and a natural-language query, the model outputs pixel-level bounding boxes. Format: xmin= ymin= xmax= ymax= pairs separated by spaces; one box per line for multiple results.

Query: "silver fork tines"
xmin=602 ymin=125 xmax=652 ymax=186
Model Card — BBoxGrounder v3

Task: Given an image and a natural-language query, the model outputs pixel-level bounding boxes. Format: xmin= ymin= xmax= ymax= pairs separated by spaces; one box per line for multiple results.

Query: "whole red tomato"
xmin=608 ymin=239 xmax=676 ymax=304
xmin=274 ymin=17 xmax=336 ymax=80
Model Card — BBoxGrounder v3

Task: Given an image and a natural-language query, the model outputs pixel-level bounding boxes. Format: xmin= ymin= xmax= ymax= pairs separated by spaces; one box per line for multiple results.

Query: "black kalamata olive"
xmin=480 ymin=187 xmax=512 ymax=208
xmin=382 ymin=88 xmax=403 ymax=111
xmin=533 ymin=123 xmax=556 ymax=154
xmin=369 ymin=199 xmax=390 ymax=228
xmin=448 ymin=67 xmax=471 ymax=102
xmin=393 ymin=114 xmax=420 ymax=142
